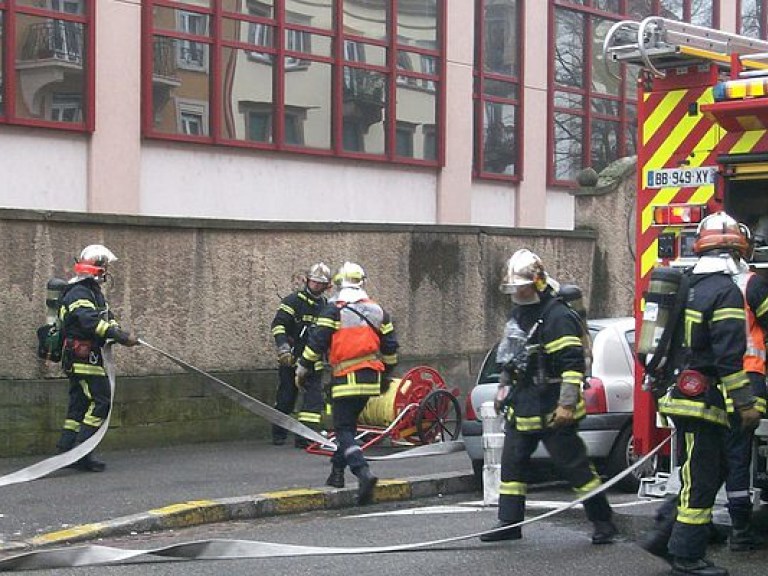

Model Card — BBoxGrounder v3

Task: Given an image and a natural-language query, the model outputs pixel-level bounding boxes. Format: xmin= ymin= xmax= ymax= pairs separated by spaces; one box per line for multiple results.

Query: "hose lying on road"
xmin=0 ymin=341 xmax=463 ymax=489
xmin=0 ymin=433 xmax=672 ymax=572
xmin=0 ymin=346 xmax=117 ymax=488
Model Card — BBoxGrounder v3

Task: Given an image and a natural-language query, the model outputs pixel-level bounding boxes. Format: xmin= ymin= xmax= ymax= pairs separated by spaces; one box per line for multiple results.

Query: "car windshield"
xmin=478 ymin=344 xmax=502 ymax=385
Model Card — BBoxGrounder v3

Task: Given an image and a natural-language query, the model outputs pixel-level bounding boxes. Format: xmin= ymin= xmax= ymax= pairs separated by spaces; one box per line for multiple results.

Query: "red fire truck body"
xmin=604 ymin=18 xmax=768 ymax=466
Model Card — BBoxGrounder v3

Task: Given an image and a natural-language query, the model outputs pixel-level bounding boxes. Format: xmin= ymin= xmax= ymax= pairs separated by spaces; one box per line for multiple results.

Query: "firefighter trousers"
xmin=330 ymin=396 xmax=370 ymax=474
xmin=57 ymin=374 xmax=110 ymax=451
xmin=272 ymin=365 xmax=324 ymax=440
xmin=497 ymin=422 xmax=611 ymax=526
xmin=665 ymin=417 xmax=728 ymax=561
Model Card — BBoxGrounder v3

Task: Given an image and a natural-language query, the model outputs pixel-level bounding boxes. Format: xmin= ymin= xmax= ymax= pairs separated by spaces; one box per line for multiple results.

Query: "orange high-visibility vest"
xmin=329 ymin=300 xmax=385 ymax=377
xmin=736 ymin=271 xmax=767 ymax=375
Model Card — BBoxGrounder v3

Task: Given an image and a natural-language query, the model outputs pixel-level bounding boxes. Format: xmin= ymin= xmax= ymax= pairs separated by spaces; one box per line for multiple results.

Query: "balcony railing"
xmin=343 ymin=69 xmax=385 ymax=107
xmin=20 ymin=21 xmax=83 ymax=64
xmin=153 ymin=37 xmax=178 ymax=78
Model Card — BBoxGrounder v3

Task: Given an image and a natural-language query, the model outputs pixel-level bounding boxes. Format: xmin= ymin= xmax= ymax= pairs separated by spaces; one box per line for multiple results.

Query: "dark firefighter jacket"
xmin=500 ymin=290 xmax=587 ymax=432
xmin=271 ymin=289 xmax=327 ymax=360
xmin=658 ymin=272 xmax=756 ymax=426
xmin=300 ymin=298 xmax=399 ymax=399
xmin=59 ymin=278 xmax=127 ymax=377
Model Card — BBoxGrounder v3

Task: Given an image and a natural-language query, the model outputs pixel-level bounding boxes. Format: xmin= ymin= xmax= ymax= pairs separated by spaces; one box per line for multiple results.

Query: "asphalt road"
xmin=8 ymin=493 xmax=768 ymax=576
xmin=0 ymin=439 xmax=472 ymax=543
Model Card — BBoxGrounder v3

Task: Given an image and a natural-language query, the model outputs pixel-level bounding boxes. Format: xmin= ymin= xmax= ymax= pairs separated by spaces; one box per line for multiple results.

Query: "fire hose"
xmin=0 ymin=433 xmax=672 ymax=572
xmin=0 ymin=341 xmax=463 ymax=489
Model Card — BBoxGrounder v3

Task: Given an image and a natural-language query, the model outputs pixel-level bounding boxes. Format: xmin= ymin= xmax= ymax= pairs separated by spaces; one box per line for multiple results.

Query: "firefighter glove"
xmin=278 ymin=350 xmax=294 ymax=367
xmin=739 ymin=406 xmax=762 ymax=431
xmin=295 ymin=364 xmax=310 ymax=389
xmin=552 ymin=405 xmax=575 ymax=427
xmin=123 ymin=332 xmax=139 ymax=347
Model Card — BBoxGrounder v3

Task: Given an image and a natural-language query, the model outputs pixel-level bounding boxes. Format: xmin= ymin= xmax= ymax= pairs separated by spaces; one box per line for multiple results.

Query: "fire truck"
xmin=603 ymin=16 xmax=768 ymax=495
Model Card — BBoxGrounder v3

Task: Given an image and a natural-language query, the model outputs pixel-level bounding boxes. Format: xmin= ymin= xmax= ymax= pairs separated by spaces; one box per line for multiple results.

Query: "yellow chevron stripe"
xmin=645 ymin=93 xmax=709 ymax=172
xmin=641 ymin=238 xmax=659 ymax=278
xmin=730 ymin=129 xmax=764 ymax=154
xmin=644 ymin=90 xmax=687 ymax=145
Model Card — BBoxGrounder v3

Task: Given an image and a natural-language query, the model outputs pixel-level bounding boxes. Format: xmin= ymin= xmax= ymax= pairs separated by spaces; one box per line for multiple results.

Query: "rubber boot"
xmin=479 ymin=522 xmax=522 ymax=542
xmin=326 ymin=466 xmax=345 ymax=488
xmin=591 ymin=519 xmax=618 ymax=545
xmin=294 ymin=435 xmax=310 ymax=449
xmin=56 ymin=429 xmax=78 ymax=454
xmin=730 ymin=523 xmax=762 ymax=552
xmin=70 ymin=452 xmax=106 ymax=473
xmin=355 ymin=466 xmax=378 ymax=505
xmin=272 ymin=424 xmax=287 ymax=446
xmin=670 ymin=557 xmax=728 ymax=576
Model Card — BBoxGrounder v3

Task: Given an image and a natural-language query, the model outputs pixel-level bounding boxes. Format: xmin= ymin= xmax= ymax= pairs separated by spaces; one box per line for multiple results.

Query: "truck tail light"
xmin=584 ymin=377 xmax=608 ymax=414
xmin=652 ymin=204 xmax=706 ymax=226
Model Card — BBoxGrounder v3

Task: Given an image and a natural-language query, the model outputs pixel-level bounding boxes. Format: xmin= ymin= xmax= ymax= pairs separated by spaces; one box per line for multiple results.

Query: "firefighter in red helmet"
xmin=56 ymin=244 xmax=138 ymax=472
xmin=639 ymin=212 xmax=761 ymax=576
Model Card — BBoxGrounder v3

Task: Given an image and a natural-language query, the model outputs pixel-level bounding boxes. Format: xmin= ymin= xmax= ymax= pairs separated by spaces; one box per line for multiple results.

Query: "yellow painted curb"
xmin=148 ymin=500 xmax=218 ymax=516
xmin=260 ymin=488 xmax=326 ymax=514
xmin=29 ymin=522 xmax=105 ymax=546
xmin=374 ymin=479 xmax=411 ymax=502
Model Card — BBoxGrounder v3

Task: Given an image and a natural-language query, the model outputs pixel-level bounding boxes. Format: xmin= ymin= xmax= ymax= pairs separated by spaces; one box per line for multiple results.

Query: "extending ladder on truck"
xmin=602 ymin=16 xmax=768 ymax=78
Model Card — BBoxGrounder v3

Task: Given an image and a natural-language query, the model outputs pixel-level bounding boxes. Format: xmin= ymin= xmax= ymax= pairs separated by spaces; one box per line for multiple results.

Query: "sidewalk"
xmin=0 ymin=439 xmax=475 ymax=552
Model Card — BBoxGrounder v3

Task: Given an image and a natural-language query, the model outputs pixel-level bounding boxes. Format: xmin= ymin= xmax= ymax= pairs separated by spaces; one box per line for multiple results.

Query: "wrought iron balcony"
xmin=153 ymin=37 xmax=179 ymax=79
xmin=20 ymin=21 xmax=83 ymax=64
xmin=343 ymin=69 xmax=385 ymax=107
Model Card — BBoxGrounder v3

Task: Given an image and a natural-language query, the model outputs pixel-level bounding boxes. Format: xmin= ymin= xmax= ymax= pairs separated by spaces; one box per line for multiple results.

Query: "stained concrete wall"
xmin=0 ymin=209 xmax=599 ymax=456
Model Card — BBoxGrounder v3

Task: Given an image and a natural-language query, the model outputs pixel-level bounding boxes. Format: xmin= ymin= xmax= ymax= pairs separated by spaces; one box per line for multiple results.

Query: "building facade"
xmin=0 ymin=1 xmax=753 ymax=228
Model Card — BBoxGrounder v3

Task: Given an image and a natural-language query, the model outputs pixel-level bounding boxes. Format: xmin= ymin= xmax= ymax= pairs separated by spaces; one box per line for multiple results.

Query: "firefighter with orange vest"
xmin=296 ymin=262 xmax=398 ymax=505
xmin=726 ymin=222 xmax=768 ymax=551
xmin=639 ymin=212 xmax=762 ymax=576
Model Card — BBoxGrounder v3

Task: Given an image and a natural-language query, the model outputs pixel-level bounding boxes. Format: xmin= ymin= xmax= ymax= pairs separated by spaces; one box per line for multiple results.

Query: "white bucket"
xmin=481 ymin=401 xmax=505 ymax=506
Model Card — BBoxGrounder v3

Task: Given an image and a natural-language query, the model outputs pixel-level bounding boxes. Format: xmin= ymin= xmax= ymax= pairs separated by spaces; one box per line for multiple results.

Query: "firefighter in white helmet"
xmin=297 ymin=262 xmax=399 ymax=505
xmin=639 ymin=212 xmax=761 ymax=576
xmin=56 ymin=244 xmax=139 ymax=472
xmin=480 ymin=249 xmax=617 ymax=545
xmin=270 ymin=262 xmax=331 ymax=447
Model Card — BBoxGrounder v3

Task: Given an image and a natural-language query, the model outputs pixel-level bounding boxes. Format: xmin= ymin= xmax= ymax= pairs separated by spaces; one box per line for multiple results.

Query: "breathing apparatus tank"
xmin=45 ymin=278 xmax=68 ymax=324
xmin=637 ymin=267 xmax=686 ymax=372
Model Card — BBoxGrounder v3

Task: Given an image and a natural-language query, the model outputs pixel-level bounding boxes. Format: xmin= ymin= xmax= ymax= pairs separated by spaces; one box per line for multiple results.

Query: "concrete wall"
xmin=574 ymin=157 xmax=637 ymax=319
xmin=0 ymin=209 xmax=599 ymax=457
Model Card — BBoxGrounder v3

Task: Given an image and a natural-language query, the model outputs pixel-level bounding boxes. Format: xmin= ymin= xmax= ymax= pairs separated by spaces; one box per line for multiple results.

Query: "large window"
xmin=143 ymin=0 xmax=444 ymax=166
xmin=549 ymin=0 xmax=715 ymax=187
xmin=740 ymin=0 xmax=768 ymax=38
xmin=474 ymin=0 xmax=522 ymax=181
xmin=0 ymin=0 xmax=93 ymax=131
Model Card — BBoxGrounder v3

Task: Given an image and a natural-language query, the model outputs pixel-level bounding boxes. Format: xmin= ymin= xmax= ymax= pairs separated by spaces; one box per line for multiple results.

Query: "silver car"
xmin=461 ymin=317 xmax=650 ymax=493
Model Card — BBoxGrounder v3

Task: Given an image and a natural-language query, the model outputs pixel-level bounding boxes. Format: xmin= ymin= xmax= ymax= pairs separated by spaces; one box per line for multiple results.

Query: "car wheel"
xmin=605 ymin=425 xmax=657 ymax=494
xmin=472 ymin=459 xmax=483 ymax=489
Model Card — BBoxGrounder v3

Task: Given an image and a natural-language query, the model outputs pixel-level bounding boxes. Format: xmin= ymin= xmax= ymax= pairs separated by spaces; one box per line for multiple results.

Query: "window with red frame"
xmin=0 ymin=0 xmax=94 ymax=131
xmin=474 ymin=0 xmax=522 ymax=181
xmin=549 ymin=0 xmax=716 ymax=187
xmin=740 ymin=0 xmax=768 ymax=38
xmin=143 ymin=0 xmax=444 ymax=166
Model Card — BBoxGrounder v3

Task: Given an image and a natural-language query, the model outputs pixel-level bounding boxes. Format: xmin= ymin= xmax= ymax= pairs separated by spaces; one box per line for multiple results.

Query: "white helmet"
xmin=307 ymin=262 xmax=331 ymax=284
xmin=336 ymin=261 xmax=366 ymax=289
xmin=73 ymin=244 xmax=117 ymax=282
xmin=500 ymin=249 xmax=546 ymax=294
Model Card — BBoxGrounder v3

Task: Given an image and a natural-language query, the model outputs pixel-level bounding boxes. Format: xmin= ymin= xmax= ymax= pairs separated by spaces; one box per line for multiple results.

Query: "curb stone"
xmin=7 ymin=472 xmax=476 ymax=551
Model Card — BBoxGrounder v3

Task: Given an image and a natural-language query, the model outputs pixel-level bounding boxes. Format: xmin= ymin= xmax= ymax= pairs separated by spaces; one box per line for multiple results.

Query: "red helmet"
xmin=693 ymin=212 xmax=751 ymax=258
xmin=73 ymin=244 xmax=117 ymax=282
